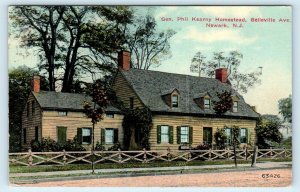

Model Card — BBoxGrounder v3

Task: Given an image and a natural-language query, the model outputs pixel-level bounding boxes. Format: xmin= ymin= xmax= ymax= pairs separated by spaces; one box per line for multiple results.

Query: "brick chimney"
xmin=32 ymin=75 xmax=40 ymax=93
xmin=118 ymin=51 xmax=131 ymax=71
xmin=215 ymin=68 xmax=228 ymax=83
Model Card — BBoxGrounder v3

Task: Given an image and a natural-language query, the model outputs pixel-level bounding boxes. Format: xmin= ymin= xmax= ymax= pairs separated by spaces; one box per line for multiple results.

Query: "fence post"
xmin=284 ymin=149 xmax=286 ymax=158
xmin=118 ymin=148 xmax=122 ymax=163
xmin=270 ymin=147 xmax=273 ymax=158
xmin=208 ymin=149 xmax=212 ymax=161
xmin=63 ymin=149 xmax=67 ymax=165
xmin=251 ymin=146 xmax=258 ymax=167
xmin=143 ymin=148 xmax=147 ymax=163
xmin=245 ymin=148 xmax=248 ymax=160
xmin=167 ymin=147 xmax=171 ymax=161
xmin=28 ymin=148 xmax=33 ymax=166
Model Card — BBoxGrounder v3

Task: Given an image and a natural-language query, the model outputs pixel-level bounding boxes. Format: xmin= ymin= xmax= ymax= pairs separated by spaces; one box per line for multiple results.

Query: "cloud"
xmin=193 ymin=6 xmax=261 ymax=18
xmin=177 ymin=26 xmax=257 ymax=44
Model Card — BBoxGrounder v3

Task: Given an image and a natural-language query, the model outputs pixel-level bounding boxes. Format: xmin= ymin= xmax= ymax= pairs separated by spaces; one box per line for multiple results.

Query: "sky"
xmin=8 ymin=6 xmax=292 ymax=115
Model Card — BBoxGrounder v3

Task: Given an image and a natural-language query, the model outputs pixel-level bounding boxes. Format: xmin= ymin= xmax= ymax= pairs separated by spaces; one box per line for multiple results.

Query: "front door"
xmin=203 ymin=127 xmax=212 ymax=146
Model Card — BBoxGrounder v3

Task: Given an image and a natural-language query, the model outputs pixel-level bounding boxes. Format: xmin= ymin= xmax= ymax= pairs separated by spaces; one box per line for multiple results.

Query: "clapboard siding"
xmin=21 ymin=92 xmax=42 ymax=149
xmin=150 ymin=114 xmax=256 ymax=151
xmin=42 ymin=112 xmax=124 ymax=150
xmin=113 ymin=72 xmax=144 ymax=109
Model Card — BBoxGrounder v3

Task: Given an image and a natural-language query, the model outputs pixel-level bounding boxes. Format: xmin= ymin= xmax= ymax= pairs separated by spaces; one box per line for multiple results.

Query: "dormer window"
xmin=233 ymin=101 xmax=238 ymax=112
xmin=204 ymin=98 xmax=211 ymax=109
xmin=172 ymin=95 xmax=178 ymax=108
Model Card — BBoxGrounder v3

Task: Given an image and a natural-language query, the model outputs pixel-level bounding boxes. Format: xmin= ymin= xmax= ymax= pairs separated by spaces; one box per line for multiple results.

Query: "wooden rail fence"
xmin=9 ymin=148 xmax=292 ymax=167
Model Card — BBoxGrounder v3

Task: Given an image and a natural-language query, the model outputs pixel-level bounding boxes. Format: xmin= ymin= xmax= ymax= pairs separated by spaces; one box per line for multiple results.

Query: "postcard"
xmin=8 ymin=5 xmax=292 ymax=188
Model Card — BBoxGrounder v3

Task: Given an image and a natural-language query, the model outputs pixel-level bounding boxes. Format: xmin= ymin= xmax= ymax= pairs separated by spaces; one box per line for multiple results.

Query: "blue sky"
xmin=8 ymin=6 xmax=292 ymax=115
xmin=137 ymin=6 xmax=292 ymax=115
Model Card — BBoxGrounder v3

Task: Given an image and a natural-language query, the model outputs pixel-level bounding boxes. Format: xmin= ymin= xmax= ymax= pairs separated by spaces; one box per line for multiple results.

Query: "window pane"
xmin=82 ymin=128 xmax=91 ymax=144
xmin=233 ymin=101 xmax=238 ymax=112
xmin=172 ymin=95 xmax=178 ymax=107
xmin=161 ymin=126 xmax=169 ymax=143
xmin=105 ymin=129 xmax=114 ymax=144
xmin=180 ymin=126 xmax=189 ymax=143
xmin=240 ymin=128 xmax=247 ymax=143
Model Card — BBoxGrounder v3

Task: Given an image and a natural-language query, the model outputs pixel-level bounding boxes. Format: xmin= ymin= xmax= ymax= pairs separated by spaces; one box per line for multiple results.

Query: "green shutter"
xmin=77 ymin=128 xmax=82 ymax=144
xmin=169 ymin=126 xmax=174 ymax=144
xmin=157 ymin=125 xmax=161 ymax=144
xmin=189 ymin=126 xmax=193 ymax=144
xmin=247 ymin=128 xmax=251 ymax=145
xmin=88 ymin=128 xmax=92 ymax=144
xmin=114 ymin=129 xmax=119 ymax=144
xmin=177 ymin=126 xmax=181 ymax=144
xmin=101 ymin=129 xmax=105 ymax=145
xmin=57 ymin=126 xmax=67 ymax=144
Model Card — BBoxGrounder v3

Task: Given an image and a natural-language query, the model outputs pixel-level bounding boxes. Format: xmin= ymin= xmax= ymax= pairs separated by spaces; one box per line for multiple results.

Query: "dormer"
xmin=231 ymin=95 xmax=239 ymax=113
xmin=194 ymin=92 xmax=212 ymax=110
xmin=161 ymin=88 xmax=180 ymax=108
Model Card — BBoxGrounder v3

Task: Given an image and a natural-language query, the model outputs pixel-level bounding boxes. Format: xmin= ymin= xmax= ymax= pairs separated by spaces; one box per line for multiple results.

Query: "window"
xmin=35 ymin=126 xmax=39 ymax=141
xmin=240 ymin=128 xmax=247 ymax=143
xmin=204 ymin=98 xmax=210 ymax=109
xmin=233 ymin=101 xmax=238 ymax=112
xmin=161 ymin=126 xmax=169 ymax=143
xmin=105 ymin=129 xmax=114 ymax=144
xmin=225 ymin=128 xmax=232 ymax=145
xmin=58 ymin=111 xmax=67 ymax=116
xmin=203 ymin=127 xmax=212 ymax=145
xmin=106 ymin=114 xmax=114 ymax=118
xmin=82 ymin=128 xmax=92 ymax=144
xmin=171 ymin=95 xmax=178 ymax=107
xmin=57 ymin=126 xmax=67 ymax=144
xmin=23 ymin=128 xmax=27 ymax=144
xmin=180 ymin=126 xmax=189 ymax=143
xmin=27 ymin=102 xmax=30 ymax=117
xmin=130 ymin=97 xmax=134 ymax=109
xmin=32 ymin=101 xmax=35 ymax=115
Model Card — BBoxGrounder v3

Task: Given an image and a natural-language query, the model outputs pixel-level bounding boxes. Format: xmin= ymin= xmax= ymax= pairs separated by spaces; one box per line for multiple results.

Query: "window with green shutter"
xmin=57 ymin=126 xmax=67 ymax=144
xmin=189 ymin=126 xmax=193 ymax=144
xmin=169 ymin=126 xmax=173 ymax=144
xmin=157 ymin=125 xmax=161 ymax=144
xmin=77 ymin=128 xmax=82 ymax=144
xmin=240 ymin=128 xmax=247 ymax=143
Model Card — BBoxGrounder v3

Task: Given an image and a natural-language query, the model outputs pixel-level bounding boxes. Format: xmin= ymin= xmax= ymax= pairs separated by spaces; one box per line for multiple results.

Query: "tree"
xmin=9 ymin=66 xmax=48 ymax=152
xmin=214 ymin=128 xmax=227 ymax=149
xmin=190 ymin=52 xmax=207 ymax=77
xmin=278 ymin=95 xmax=292 ymax=123
xmin=255 ymin=115 xmax=283 ymax=149
xmin=125 ymin=13 xmax=176 ymax=70
xmin=213 ymin=90 xmax=233 ymax=115
xmin=10 ymin=6 xmax=133 ymax=92
xmin=83 ymin=80 xmax=109 ymax=173
xmin=190 ymin=51 xmax=262 ymax=94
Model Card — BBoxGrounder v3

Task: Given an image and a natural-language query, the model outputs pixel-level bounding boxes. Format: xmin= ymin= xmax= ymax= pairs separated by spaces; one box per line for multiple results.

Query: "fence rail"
xmin=9 ymin=148 xmax=292 ymax=167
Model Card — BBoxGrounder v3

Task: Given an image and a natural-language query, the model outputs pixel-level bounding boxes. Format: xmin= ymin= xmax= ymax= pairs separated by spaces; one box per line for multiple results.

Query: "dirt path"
xmin=20 ymin=168 xmax=292 ymax=187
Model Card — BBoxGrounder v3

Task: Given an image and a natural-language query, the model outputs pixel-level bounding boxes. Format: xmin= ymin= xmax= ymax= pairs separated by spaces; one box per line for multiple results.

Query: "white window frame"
xmin=171 ymin=95 xmax=178 ymax=108
xmin=58 ymin=111 xmax=67 ymax=116
xmin=180 ymin=126 xmax=189 ymax=143
xmin=233 ymin=101 xmax=238 ymax=112
xmin=240 ymin=128 xmax=247 ymax=143
xmin=106 ymin=114 xmax=114 ymax=118
xmin=161 ymin=126 xmax=169 ymax=143
xmin=204 ymin=98 xmax=210 ymax=109
xmin=105 ymin=129 xmax=114 ymax=144
xmin=225 ymin=128 xmax=232 ymax=145
xmin=82 ymin=128 xmax=91 ymax=144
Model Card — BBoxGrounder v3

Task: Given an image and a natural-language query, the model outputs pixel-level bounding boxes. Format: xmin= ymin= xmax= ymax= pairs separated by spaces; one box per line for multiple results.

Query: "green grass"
xmin=9 ymin=157 xmax=292 ymax=174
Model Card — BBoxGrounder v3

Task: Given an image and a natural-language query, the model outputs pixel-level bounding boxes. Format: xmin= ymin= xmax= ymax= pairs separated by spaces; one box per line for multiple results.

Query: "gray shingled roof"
xmin=33 ymin=91 xmax=120 ymax=113
xmin=120 ymin=69 xmax=259 ymax=119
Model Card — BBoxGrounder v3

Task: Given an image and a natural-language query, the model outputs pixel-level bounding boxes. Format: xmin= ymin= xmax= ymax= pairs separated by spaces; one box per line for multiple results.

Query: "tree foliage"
xmin=125 ymin=12 xmax=176 ymax=70
xmin=214 ymin=128 xmax=227 ymax=149
xmin=190 ymin=51 xmax=262 ymax=93
xmin=213 ymin=90 xmax=233 ymax=115
xmin=122 ymin=107 xmax=153 ymax=150
xmin=256 ymin=115 xmax=283 ymax=149
xmin=9 ymin=6 xmax=133 ymax=92
xmin=278 ymin=95 xmax=292 ymax=123
xmin=9 ymin=66 xmax=48 ymax=152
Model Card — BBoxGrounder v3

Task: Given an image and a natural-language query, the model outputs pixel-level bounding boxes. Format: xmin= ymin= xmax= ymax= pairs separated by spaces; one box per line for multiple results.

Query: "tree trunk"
xmin=251 ymin=145 xmax=258 ymax=167
xmin=129 ymin=125 xmax=138 ymax=150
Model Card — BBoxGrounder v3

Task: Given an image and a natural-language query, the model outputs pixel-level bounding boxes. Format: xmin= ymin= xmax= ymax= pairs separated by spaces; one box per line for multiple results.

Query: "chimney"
xmin=32 ymin=75 xmax=40 ymax=93
xmin=118 ymin=51 xmax=131 ymax=71
xmin=215 ymin=68 xmax=228 ymax=83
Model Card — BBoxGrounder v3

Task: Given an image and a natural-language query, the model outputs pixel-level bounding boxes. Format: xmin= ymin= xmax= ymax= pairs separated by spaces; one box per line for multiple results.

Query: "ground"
xmin=19 ymin=168 xmax=291 ymax=187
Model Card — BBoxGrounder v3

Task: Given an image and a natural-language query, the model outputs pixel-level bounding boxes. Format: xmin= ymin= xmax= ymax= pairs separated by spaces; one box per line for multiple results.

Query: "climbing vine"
xmin=122 ymin=107 xmax=152 ymax=150
xmin=213 ymin=90 xmax=233 ymax=115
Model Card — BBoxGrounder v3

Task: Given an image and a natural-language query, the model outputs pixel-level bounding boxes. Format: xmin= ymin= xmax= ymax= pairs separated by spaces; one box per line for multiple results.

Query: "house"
xmin=113 ymin=51 xmax=259 ymax=150
xmin=21 ymin=51 xmax=260 ymax=151
xmin=21 ymin=78 xmax=123 ymax=150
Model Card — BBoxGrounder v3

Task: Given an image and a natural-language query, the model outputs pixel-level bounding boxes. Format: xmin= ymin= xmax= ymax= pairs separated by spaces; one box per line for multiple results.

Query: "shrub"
xmin=30 ymin=137 xmax=85 ymax=152
xmin=64 ymin=137 xmax=86 ymax=151
xmin=192 ymin=144 xmax=211 ymax=150
xmin=95 ymin=141 xmax=105 ymax=151
xmin=214 ymin=128 xmax=227 ymax=149
xmin=108 ymin=141 xmax=121 ymax=151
